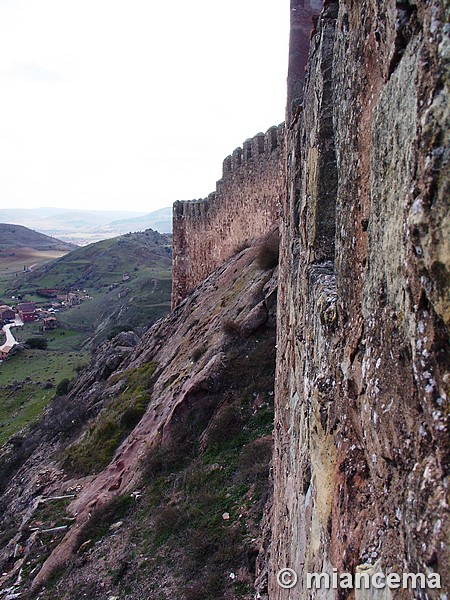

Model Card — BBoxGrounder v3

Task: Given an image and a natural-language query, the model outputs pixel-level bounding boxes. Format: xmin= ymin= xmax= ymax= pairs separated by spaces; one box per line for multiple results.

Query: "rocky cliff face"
xmin=270 ymin=1 xmax=449 ymax=598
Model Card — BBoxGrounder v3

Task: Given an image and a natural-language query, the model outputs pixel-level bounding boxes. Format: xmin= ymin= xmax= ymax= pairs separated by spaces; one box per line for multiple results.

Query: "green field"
xmin=11 ymin=322 xmax=88 ymax=351
xmin=0 ymin=348 xmax=89 ymax=446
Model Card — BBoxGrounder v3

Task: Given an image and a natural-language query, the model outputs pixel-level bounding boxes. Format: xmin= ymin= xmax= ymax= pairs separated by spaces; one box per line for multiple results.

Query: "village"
xmin=0 ymin=290 xmax=90 ymax=360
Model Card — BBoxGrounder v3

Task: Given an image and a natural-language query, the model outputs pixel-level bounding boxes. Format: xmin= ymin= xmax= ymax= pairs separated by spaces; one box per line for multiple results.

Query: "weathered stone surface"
xmin=287 ymin=0 xmax=324 ymax=118
xmin=270 ymin=1 xmax=449 ymax=598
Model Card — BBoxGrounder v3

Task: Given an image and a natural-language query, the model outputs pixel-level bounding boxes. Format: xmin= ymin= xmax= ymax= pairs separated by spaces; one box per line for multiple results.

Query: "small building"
xmin=66 ymin=292 xmax=81 ymax=307
xmin=17 ymin=302 xmax=37 ymax=323
xmin=122 ymin=273 xmax=130 ymax=282
xmin=0 ymin=346 xmax=12 ymax=359
xmin=0 ymin=305 xmax=15 ymax=321
xmin=42 ymin=316 xmax=59 ymax=331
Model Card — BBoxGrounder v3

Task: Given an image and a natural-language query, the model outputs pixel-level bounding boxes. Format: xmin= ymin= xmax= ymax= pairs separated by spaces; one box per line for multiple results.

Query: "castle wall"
xmin=269 ymin=2 xmax=449 ymax=598
xmin=171 ymin=125 xmax=285 ymax=308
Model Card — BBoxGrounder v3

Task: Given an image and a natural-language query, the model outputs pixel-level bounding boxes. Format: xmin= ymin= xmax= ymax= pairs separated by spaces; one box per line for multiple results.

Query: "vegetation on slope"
xmin=0 ymin=223 xmax=76 ymax=252
xmin=0 ymin=229 xmax=171 ymax=451
xmin=40 ymin=331 xmax=276 ymax=600
xmin=0 ymin=234 xmax=278 ymax=599
xmin=62 ymin=361 xmax=157 ymax=474
xmin=0 ymin=334 xmax=88 ymax=446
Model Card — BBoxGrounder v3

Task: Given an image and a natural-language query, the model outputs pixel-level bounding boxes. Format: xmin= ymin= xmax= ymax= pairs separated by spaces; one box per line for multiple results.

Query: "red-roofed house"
xmin=18 ymin=302 xmax=37 ymax=323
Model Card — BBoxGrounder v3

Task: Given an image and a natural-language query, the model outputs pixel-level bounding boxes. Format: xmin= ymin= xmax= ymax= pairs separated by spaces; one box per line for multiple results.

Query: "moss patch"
xmin=62 ymin=361 xmax=157 ymax=475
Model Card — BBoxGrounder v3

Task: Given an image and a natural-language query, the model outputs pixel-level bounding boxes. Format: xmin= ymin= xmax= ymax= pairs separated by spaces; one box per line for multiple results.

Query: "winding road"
xmin=0 ymin=317 xmax=23 ymax=353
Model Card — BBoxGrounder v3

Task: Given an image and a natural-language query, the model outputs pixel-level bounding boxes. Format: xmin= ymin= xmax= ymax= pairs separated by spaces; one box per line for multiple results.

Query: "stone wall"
xmin=171 ymin=125 xmax=285 ymax=307
xmin=269 ymin=1 xmax=449 ymax=599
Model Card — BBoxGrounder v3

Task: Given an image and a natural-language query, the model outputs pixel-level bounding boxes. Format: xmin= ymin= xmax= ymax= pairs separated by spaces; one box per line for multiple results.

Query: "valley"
xmin=0 ymin=206 xmax=172 ymax=246
xmin=0 ymin=227 xmax=172 ymax=450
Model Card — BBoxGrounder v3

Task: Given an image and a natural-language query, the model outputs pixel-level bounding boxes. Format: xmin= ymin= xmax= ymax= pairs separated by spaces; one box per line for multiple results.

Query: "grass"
xmin=134 ymin=389 xmax=273 ymax=598
xmin=75 ymin=494 xmax=135 ymax=550
xmin=0 ymin=349 xmax=89 ymax=446
xmin=255 ymin=229 xmax=279 ymax=269
xmin=20 ymin=319 xmax=276 ymax=599
xmin=0 ymin=230 xmax=172 ymax=345
xmin=0 ymin=248 xmax=68 ymax=275
xmin=0 ymin=349 xmax=87 ymax=386
xmin=0 ymin=231 xmax=172 ymax=450
xmin=11 ymin=322 xmax=87 ymax=351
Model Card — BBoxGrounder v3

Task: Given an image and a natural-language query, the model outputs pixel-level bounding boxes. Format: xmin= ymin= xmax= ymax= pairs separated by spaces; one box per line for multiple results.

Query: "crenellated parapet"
xmin=172 ymin=124 xmax=285 ymax=307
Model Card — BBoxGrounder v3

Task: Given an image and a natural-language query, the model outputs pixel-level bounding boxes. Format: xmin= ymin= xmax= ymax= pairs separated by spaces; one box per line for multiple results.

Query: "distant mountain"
xmin=0 ymin=223 xmax=77 ymax=252
xmin=109 ymin=207 xmax=172 ymax=234
xmin=0 ymin=206 xmax=172 ymax=243
xmin=0 ymin=208 xmax=147 ymax=231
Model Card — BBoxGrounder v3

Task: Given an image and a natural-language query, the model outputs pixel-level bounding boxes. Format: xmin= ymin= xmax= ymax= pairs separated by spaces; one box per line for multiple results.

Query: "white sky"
xmin=0 ymin=0 xmax=289 ymax=213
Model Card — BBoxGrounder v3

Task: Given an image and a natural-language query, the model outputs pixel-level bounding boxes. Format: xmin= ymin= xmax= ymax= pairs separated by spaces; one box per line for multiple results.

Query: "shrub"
xmin=119 ymin=405 xmax=145 ymax=429
xmin=233 ymin=240 xmax=250 ymax=255
xmin=56 ymin=378 xmax=71 ymax=396
xmin=142 ymin=438 xmax=191 ymax=484
xmin=222 ymin=319 xmax=240 ymax=336
xmin=191 ymin=344 xmax=207 ymax=362
xmin=238 ymin=436 xmax=272 ymax=482
xmin=25 ymin=337 xmax=48 ymax=350
xmin=153 ymin=506 xmax=183 ymax=545
xmin=75 ymin=494 xmax=133 ymax=550
xmin=255 ymin=229 xmax=279 ymax=269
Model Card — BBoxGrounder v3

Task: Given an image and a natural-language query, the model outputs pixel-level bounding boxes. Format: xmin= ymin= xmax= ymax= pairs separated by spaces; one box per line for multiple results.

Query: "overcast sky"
xmin=0 ymin=0 xmax=289 ymax=213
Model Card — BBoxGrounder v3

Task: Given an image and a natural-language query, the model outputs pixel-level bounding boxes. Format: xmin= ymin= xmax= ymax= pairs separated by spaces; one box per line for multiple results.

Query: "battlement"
xmin=221 ymin=125 xmax=284 ymax=177
xmin=172 ymin=124 xmax=285 ymax=307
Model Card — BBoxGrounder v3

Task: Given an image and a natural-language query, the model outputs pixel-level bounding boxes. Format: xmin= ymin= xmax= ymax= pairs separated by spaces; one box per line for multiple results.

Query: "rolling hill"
xmin=6 ymin=229 xmax=172 ymax=347
xmin=0 ymin=223 xmax=77 ymax=252
xmin=109 ymin=206 xmax=172 ymax=233
xmin=0 ymin=207 xmax=171 ymax=244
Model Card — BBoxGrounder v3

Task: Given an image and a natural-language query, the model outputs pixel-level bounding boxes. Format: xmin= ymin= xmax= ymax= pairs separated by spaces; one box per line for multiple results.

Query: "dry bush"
xmin=191 ymin=344 xmax=207 ymax=362
xmin=153 ymin=506 xmax=183 ymax=544
xmin=238 ymin=436 xmax=273 ymax=482
xmin=233 ymin=240 xmax=251 ymax=255
xmin=222 ymin=319 xmax=240 ymax=336
xmin=202 ymin=404 xmax=242 ymax=448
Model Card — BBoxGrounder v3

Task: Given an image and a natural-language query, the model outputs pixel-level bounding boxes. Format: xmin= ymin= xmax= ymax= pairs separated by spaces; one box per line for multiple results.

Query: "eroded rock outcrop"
xmin=270 ymin=1 xmax=449 ymax=598
xmin=0 ymin=233 xmax=279 ymax=599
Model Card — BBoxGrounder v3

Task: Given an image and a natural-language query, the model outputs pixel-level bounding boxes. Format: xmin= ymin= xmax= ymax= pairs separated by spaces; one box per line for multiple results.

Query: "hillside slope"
xmin=0 ymin=223 xmax=76 ymax=252
xmin=7 ymin=229 xmax=172 ymax=345
xmin=0 ymin=208 xmax=168 ymax=244
xmin=0 ymin=230 xmax=278 ymax=599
